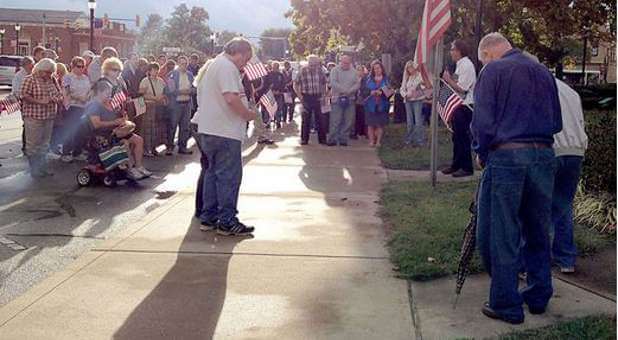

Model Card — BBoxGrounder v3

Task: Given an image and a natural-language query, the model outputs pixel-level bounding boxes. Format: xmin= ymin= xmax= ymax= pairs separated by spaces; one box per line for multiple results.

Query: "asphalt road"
xmin=0 ymin=88 xmax=205 ymax=306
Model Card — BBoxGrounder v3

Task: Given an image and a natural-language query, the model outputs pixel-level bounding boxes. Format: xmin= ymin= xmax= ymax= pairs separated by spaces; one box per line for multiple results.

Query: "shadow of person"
xmin=112 ymin=219 xmax=252 ymax=339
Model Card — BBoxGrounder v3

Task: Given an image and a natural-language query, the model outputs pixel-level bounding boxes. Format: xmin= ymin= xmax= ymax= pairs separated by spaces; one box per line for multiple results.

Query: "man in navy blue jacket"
xmin=472 ymin=33 xmax=562 ymax=325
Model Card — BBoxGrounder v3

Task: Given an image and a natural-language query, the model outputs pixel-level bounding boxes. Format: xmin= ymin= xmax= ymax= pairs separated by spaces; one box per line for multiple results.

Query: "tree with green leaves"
xmin=137 ymin=14 xmax=165 ymax=55
xmin=137 ymin=4 xmax=214 ymax=56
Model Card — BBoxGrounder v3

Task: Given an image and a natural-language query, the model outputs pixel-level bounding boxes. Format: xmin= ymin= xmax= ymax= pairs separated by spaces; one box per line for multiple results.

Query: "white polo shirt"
xmin=455 ymin=56 xmax=476 ymax=105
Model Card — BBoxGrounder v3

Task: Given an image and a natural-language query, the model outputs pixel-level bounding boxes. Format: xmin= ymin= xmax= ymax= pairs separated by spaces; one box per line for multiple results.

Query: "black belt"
xmin=492 ymin=142 xmax=551 ymax=151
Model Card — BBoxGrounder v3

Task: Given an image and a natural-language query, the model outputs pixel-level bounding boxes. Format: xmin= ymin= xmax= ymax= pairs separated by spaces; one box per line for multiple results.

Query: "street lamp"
xmin=0 ymin=28 xmax=5 ymax=55
xmin=14 ymin=23 xmax=21 ymax=56
xmin=210 ymin=32 xmax=218 ymax=55
xmin=88 ymin=0 xmax=96 ymax=52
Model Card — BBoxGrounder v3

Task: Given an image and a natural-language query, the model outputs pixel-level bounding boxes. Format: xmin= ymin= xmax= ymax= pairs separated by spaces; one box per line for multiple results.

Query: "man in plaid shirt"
xmin=294 ymin=55 xmax=328 ymax=145
xmin=20 ymin=58 xmax=63 ymax=177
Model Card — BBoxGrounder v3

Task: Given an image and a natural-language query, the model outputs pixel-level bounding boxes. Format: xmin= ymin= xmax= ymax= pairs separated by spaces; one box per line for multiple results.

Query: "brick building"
xmin=0 ymin=8 xmax=136 ymax=64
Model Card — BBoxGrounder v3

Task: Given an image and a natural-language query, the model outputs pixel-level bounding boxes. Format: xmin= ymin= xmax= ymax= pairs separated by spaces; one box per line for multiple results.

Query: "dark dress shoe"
xmin=528 ymin=305 xmax=546 ymax=315
xmin=452 ymin=169 xmax=474 ymax=178
xmin=340 ymin=143 xmax=348 ymax=146
xmin=441 ymin=167 xmax=458 ymax=175
xmin=300 ymin=141 xmax=308 ymax=146
xmin=326 ymin=142 xmax=337 ymax=147
xmin=482 ymin=303 xmax=524 ymax=324
xmin=178 ymin=149 xmax=193 ymax=155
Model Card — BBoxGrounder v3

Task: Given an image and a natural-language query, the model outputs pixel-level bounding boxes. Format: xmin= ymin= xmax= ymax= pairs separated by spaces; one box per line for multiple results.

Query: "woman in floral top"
xmin=20 ymin=58 xmax=64 ymax=177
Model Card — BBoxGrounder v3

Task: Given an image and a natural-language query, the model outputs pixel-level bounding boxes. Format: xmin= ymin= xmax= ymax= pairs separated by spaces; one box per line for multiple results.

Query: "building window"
xmin=18 ymin=42 xmax=29 ymax=56
xmin=591 ymin=46 xmax=599 ymax=57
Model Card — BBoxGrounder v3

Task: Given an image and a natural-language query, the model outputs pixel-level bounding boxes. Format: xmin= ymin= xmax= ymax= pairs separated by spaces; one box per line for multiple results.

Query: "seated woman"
xmin=84 ymin=78 xmax=152 ymax=180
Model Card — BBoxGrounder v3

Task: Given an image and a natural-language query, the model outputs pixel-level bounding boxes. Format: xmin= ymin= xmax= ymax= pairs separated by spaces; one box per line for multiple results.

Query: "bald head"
xmin=478 ymin=32 xmax=513 ymax=65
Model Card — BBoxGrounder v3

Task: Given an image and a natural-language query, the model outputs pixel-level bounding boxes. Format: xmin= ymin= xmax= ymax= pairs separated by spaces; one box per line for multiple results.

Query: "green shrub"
xmin=581 ymin=110 xmax=616 ymax=194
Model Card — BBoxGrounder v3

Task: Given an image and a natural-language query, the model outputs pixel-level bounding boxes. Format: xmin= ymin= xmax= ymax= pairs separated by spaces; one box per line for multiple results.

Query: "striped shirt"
xmin=295 ymin=65 xmax=327 ymax=96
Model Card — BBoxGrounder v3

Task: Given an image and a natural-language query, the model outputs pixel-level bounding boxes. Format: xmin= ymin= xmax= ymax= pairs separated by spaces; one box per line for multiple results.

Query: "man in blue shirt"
xmin=472 ymin=33 xmax=562 ymax=325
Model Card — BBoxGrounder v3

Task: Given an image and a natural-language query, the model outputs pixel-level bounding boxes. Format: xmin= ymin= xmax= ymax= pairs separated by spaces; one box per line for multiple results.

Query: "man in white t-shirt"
xmin=194 ymin=38 xmax=257 ymax=236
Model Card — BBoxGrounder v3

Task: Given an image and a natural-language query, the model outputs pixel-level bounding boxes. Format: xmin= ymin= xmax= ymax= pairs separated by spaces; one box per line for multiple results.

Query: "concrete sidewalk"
xmin=0 ymin=123 xmax=414 ymax=339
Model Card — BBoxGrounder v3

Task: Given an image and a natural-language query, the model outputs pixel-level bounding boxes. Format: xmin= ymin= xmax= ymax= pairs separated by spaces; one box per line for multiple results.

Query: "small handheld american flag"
xmin=0 ymin=95 xmax=21 ymax=114
xmin=259 ymin=90 xmax=278 ymax=119
xmin=110 ymin=91 xmax=128 ymax=110
xmin=244 ymin=56 xmax=268 ymax=81
xmin=437 ymin=81 xmax=463 ymax=132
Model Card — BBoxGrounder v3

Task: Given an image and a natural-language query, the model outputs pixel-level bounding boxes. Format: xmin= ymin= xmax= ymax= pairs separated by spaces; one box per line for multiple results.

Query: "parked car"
xmin=0 ymin=55 xmax=23 ymax=86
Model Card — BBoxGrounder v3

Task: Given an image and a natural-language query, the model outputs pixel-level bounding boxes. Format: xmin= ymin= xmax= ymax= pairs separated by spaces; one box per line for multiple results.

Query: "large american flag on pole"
xmin=437 ymin=81 xmax=463 ymax=132
xmin=414 ymin=0 xmax=452 ymax=65
xmin=0 ymin=95 xmax=21 ymax=114
xmin=244 ymin=56 xmax=268 ymax=81
xmin=259 ymin=90 xmax=278 ymax=119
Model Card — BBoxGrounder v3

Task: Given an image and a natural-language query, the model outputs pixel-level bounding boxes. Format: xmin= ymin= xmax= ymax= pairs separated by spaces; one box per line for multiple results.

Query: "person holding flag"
xmin=193 ymin=38 xmax=257 ymax=236
xmin=441 ymin=40 xmax=476 ymax=178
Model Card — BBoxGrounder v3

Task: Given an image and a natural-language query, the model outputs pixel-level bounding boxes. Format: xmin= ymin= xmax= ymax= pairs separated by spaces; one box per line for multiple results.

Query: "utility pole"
xmin=42 ymin=13 xmax=47 ymax=47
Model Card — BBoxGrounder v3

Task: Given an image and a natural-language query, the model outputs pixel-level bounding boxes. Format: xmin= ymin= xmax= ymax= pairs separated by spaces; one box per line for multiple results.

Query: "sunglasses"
xmin=110 ymin=68 xmax=121 ymax=72
xmin=74 ymin=64 xmax=85 ymax=68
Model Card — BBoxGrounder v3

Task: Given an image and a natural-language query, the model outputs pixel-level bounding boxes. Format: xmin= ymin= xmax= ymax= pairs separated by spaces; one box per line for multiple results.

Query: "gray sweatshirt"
xmin=329 ymin=65 xmax=360 ymax=98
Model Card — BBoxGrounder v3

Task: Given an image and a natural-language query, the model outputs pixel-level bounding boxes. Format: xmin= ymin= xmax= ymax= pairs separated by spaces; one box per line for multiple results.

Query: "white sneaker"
xmin=127 ymin=167 xmax=146 ymax=180
xmin=74 ymin=153 xmax=88 ymax=162
xmin=60 ymin=155 xmax=73 ymax=163
xmin=137 ymin=166 xmax=152 ymax=177
xmin=47 ymin=152 xmax=61 ymax=160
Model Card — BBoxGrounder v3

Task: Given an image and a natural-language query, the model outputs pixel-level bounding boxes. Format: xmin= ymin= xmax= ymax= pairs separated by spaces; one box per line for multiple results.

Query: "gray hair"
xmin=307 ymin=54 xmax=321 ymax=66
xmin=224 ymin=38 xmax=253 ymax=57
xmin=21 ymin=56 xmax=35 ymax=67
xmin=92 ymin=79 xmax=114 ymax=96
xmin=478 ymin=32 xmax=512 ymax=53
xmin=33 ymin=58 xmax=57 ymax=74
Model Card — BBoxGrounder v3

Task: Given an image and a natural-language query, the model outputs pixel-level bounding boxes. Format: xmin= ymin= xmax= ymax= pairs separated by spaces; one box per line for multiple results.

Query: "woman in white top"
xmin=61 ymin=56 xmax=91 ymax=162
xmin=400 ymin=60 xmax=432 ymax=146
xmin=139 ymin=62 xmax=168 ymax=156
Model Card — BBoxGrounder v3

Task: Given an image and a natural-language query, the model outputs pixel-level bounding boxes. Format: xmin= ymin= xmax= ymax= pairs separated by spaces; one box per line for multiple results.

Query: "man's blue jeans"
xmin=477 ymin=148 xmax=555 ymax=320
xmin=168 ymin=101 xmax=191 ymax=151
xmin=327 ymin=102 xmax=355 ymax=144
xmin=404 ymin=100 xmax=425 ymax=145
xmin=196 ymin=134 xmax=243 ymax=225
xmin=551 ymin=155 xmax=583 ymax=268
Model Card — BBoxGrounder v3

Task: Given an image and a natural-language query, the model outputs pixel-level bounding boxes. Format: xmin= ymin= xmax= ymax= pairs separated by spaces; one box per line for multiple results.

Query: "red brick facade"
xmin=0 ymin=9 xmax=136 ymax=64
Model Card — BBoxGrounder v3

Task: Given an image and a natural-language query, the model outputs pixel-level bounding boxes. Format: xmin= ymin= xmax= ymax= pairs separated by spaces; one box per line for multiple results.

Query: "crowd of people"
xmin=6 ymin=32 xmax=589 ymax=325
xmin=10 ymin=45 xmax=209 ymax=179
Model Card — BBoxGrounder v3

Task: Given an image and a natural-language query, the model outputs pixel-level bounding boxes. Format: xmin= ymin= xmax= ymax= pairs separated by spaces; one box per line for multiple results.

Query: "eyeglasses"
xmin=74 ymin=64 xmax=85 ymax=68
xmin=110 ymin=68 xmax=121 ymax=72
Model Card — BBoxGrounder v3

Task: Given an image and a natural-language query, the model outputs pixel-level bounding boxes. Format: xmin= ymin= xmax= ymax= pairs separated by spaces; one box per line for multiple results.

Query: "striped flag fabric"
xmin=259 ymin=90 xmax=278 ymax=119
xmin=437 ymin=82 xmax=463 ymax=132
xmin=414 ymin=0 xmax=452 ymax=65
xmin=0 ymin=95 xmax=21 ymax=114
xmin=244 ymin=56 xmax=268 ymax=81
xmin=110 ymin=91 xmax=128 ymax=110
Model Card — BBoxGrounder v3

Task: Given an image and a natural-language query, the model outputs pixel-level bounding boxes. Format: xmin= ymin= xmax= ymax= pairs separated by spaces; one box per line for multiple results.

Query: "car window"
xmin=0 ymin=57 xmax=21 ymax=68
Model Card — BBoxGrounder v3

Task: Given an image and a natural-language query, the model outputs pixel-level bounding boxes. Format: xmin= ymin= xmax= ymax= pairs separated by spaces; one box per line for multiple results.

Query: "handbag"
xmin=113 ymin=121 xmax=136 ymax=138
xmin=149 ymin=78 xmax=168 ymax=106
xmin=98 ymin=144 xmax=129 ymax=171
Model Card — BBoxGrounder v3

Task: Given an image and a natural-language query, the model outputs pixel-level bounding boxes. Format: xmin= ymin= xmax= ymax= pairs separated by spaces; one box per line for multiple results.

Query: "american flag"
xmin=110 ymin=91 xmax=128 ymax=110
xmin=0 ymin=95 xmax=21 ymax=114
xmin=244 ymin=56 xmax=268 ymax=81
xmin=414 ymin=0 xmax=452 ymax=65
xmin=259 ymin=90 xmax=278 ymax=119
xmin=437 ymin=82 xmax=463 ymax=132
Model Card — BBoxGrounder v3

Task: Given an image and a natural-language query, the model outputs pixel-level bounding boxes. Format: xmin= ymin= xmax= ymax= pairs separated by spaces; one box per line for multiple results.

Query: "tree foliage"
xmin=288 ymin=0 xmax=616 ymax=77
xmin=137 ymin=4 xmax=213 ymax=55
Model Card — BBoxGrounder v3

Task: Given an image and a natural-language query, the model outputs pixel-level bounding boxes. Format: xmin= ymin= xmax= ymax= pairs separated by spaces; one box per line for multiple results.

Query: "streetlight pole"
xmin=14 ymin=23 xmax=21 ymax=56
xmin=88 ymin=0 xmax=96 ymax=52
xmin=0 ymin=29 xmax=5 ymax=55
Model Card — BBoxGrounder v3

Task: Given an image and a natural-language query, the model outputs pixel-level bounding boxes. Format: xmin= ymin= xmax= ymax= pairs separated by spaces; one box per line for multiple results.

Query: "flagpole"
xmin=430 ymin=38 xmax=444 ymax=188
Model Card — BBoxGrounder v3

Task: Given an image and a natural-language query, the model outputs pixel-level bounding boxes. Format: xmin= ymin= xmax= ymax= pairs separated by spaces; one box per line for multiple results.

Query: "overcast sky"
xmin=1 ymin=0 xmax=293 ymax=36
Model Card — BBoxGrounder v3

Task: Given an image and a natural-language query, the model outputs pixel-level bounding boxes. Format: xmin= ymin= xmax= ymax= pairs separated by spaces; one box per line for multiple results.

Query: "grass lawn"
xmin=378 ymin=123 xmax=453 ymax=170
xmin=495 ymin=315 xmax=616 ymax=340
xmin=381 ymin=180 xmax=613 ymax=280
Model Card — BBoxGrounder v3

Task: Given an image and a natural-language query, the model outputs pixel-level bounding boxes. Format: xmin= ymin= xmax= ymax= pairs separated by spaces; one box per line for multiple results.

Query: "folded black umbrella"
xmin=453 ymin=181 xmax=481 ymax=309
